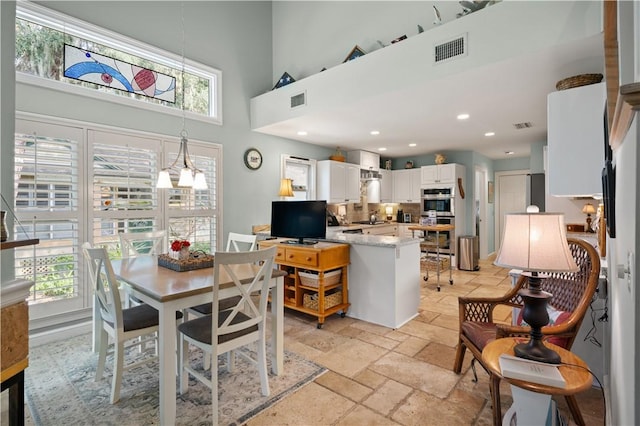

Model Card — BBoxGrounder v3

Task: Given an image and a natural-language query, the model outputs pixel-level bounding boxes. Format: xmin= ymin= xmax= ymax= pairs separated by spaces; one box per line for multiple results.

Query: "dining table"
xmin=101 ymin=255 xmax=285 ymax=425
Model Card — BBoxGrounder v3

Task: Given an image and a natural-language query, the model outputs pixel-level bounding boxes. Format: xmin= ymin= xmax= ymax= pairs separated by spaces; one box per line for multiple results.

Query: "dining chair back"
xmin=119 ymin=230 xmax=168 ymax=258
xmin=82 ymin=242 xmax=164 ymax=404
xmin=177 ymin=246 xmax=277 ymax=424
xmin=225 ymin=232 xmax=258 ymax=252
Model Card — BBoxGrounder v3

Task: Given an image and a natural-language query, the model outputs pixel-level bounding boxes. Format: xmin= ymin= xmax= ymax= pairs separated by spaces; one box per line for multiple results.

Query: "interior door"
xmin=475 ymin=167 xmax=488 ymax=258
xmin=495 ymin=171 xmax=528 ymax=249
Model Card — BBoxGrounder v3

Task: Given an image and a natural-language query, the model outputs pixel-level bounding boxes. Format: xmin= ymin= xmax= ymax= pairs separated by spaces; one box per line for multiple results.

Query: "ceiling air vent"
xmin=434 ymin=33 xmax=467 ymax=64
xmin=290 ymin=92 xmax=306 ymax=109
xmin=513 ymin=122 xmax=534 ymax=129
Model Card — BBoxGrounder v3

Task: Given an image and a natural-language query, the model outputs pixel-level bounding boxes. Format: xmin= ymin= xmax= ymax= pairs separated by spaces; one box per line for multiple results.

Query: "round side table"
xmin=482 ymin=337 xmax=592 ymax=426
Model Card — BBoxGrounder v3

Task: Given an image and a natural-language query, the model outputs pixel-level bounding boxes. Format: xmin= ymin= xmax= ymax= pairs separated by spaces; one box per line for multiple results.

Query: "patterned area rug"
xmin=25 ymin=333 xmax=326 ymax=425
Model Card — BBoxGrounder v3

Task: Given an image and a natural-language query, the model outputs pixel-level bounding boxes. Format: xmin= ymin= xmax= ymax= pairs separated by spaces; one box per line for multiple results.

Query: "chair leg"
xmin=226 ymin=351 xmax=235 ymax=373
xmin=565 ymin=395 xmax=585 ymax=426
xmin=110 ymin=341 xmax=124 ymax=404
xmin=490 ymin=374 xmax=502 ymax=426
xmin=470 ymin=358 xmax=479 ymax=382
xmin=211 ymin=349 xmax=219 ymax=426
xmin=96 ymin=329 xmax=108 ymax=381
xmin=453 ymin=341 xmax=466 ymax=374
xmin=257 ymin=338 xmax=270 ymax=397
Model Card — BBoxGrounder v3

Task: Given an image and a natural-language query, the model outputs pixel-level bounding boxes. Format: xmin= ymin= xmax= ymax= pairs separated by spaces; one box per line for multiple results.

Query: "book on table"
xmin=498 ymin=354 xmax=567 ymax=388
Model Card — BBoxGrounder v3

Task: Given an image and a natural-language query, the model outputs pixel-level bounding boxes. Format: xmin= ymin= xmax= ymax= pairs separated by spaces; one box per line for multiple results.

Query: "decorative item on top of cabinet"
xmin=329 ymin=147 xmax=345 ymax=162
xmin=343 ymin=45 xmax=366 ymax=63
xmin=435 ymin=153 xmax=446 ymax=164
xmin=273 ymin=72 xmax=295 ymax=90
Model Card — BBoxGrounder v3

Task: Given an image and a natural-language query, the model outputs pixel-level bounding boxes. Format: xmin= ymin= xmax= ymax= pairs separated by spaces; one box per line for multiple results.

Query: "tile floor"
xmin=248 ymin=259 xmax=606 ymax=426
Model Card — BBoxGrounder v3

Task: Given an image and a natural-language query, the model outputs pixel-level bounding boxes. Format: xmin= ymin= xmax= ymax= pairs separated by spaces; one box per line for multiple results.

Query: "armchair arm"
xmin=458 ymin=281 xmax=524 ymax=323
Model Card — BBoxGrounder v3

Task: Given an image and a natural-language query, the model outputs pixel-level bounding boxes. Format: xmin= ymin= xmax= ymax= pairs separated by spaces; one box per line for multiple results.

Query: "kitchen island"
xmin=324 ymin=233 xmax=421 ymax=329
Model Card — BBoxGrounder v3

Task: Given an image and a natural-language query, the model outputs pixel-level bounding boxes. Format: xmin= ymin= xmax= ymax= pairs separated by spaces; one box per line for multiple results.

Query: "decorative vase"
xmin=179 ymin=247 xmax=190 ymax=260
xmin=1 ymin=211 xmax=7 ymax=242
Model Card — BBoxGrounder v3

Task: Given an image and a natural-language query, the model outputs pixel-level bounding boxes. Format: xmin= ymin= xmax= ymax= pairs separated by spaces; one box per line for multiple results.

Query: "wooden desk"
xmin=109 ymin=256 xmax=285 ymax=425
xmin=408 ymin=225 xmax=454 ymax=291
xmin=482 ymin=337 xmax=592 ymax=426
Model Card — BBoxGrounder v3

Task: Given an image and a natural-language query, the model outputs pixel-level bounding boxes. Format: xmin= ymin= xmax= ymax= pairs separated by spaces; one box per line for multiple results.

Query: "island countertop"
xmin=323 ymin=233 xmax=419 ymax=248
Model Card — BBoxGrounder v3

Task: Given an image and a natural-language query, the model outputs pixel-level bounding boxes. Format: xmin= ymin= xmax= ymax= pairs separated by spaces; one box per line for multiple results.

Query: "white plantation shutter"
xmin=88 ymin=130 xmax=161 ymax=253
xmin=13 ymin=120 xmax=85 ymax=317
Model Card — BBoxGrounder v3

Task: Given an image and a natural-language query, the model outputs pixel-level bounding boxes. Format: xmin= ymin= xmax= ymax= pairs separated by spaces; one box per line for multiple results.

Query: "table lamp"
xmin=278 ymin=178 xmax=294 ymax=199
xmin=582 ymin=203 xmax=596 ymax=233
xmin=494 ymin=212 xmax=578 ymax=364
xmin=385 ymin=206 xmax=393 ymax=220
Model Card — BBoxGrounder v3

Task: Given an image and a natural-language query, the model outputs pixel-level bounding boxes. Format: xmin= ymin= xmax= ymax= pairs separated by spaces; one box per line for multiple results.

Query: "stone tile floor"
xmin=248 ymin=259 xmax=606 ymax=426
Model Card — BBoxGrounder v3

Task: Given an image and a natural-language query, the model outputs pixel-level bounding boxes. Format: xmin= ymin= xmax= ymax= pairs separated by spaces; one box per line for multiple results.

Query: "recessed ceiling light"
xmin=378 ymin=147 xmax=387 ymax=151
xmin=370 ymin=130 xmax=380 ymax=135
xmin=408 ymin=143 xmax=417 ymax=147
xmin=457 ymin=113 xmax=470 ymax=120
xmin=297 ymin=131 xmax=307 ymax=136
xmin=484 ymin=132 xmax=495 ymax=137
xmin=505 ymin=151 xmax=515 ymax=155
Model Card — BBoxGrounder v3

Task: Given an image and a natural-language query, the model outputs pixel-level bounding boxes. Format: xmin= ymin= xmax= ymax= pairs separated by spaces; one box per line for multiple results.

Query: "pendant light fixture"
xmin=157 ymin=3 xmax=207 ymax=190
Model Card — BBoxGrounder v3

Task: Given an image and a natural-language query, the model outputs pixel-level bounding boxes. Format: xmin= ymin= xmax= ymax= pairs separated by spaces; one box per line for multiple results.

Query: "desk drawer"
xmin=284 ymin=248 xmax=319 ymax=267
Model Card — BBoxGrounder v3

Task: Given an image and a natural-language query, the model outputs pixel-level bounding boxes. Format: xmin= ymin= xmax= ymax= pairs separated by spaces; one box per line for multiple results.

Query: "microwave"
xmin=421 ymin=187 xmax=455 ymax=216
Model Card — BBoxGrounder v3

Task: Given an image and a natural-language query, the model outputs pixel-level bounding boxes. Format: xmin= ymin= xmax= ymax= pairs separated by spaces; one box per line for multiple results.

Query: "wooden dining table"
xmin=102 ymin=256 xmax=285 ymax=425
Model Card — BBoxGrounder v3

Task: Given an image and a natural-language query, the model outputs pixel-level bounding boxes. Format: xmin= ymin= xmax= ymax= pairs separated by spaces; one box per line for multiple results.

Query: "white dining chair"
xmin=118 ymin=230 xmax=168 ymax=308
xmin=225 ymin=232 xmax=258 ymax=252
xmin=177 ymin=246 xmax=277 ymax=424
xmin=82 ymin=243 xmax=163 ymax=404
xmin=119 ymin=229 xmax=168 ymax=258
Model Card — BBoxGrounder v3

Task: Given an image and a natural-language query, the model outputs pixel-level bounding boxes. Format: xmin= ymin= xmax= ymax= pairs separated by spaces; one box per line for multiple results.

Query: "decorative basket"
xmin=158 ymin=253 xmax=214 ymax=272
xmin=303 ymin=290 xmax=342 ymax=311
xmin=420 ymin=254 xmax=450 ymax=272
xmin=298 ymin=269 xmax=341 ymax=288
xmin=555 ymin=73 xmax=603 ymax=91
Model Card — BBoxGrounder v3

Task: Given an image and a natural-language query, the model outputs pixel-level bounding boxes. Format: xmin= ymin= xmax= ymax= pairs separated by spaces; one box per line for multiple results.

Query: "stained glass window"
xmin=15 ymin=3 xmax=221 ymax=122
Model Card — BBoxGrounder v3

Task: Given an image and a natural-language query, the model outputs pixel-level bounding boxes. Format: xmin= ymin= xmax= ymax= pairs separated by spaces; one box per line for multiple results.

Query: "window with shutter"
xmin=13 ymin=117 xmax=221 ymax=325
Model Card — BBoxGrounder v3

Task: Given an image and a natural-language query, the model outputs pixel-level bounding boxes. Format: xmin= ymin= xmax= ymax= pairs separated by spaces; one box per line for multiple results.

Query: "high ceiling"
xmin=253 ymin=34 xmax=605 ymax=161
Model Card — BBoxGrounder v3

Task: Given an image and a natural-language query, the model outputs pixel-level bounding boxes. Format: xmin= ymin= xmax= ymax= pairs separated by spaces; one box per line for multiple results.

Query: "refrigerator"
xmin=526 ymin=173 xmax=545 ymax=212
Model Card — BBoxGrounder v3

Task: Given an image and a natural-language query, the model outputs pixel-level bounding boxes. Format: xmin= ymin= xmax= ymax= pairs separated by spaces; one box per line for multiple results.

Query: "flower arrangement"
xmin=171 ymin=240 xmax=190 ymax=252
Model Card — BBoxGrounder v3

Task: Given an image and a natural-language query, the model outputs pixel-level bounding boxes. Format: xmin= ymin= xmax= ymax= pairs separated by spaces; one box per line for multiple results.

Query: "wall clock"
xmin=243 ymin=148 xmax=263 ymax=170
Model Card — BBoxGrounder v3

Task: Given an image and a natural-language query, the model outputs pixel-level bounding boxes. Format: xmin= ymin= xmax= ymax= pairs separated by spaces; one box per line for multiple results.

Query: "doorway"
xmin=474 ymin=166 xmax=488 ymax=259
xmin=494 ymin=170 xmax=528 ymax=249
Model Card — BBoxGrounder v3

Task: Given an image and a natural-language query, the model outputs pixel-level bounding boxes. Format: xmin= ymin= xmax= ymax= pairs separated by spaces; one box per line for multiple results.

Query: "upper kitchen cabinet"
xmin=547 ymin=82 xmax=605 ymax=197
xmin=317 ymin=160 xmax=361 ymax=203
xmin=347 ymin=150 xmax=380 ymax=172
xmin=393 ymin=168 xmax=421 ymax=203
xmin=421 ymin=163 xmax=465 ymax=186
xmin=380 ymin=169 xmax=393 ymax=203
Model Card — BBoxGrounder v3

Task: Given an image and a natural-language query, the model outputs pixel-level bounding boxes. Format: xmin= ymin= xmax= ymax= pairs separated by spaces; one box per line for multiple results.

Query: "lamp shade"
xmin=494 ymin=213 xmax=578 ymax=272
xmin=157 ymin=170 xmax=173 ymax=188
xmin=582 ymin=203 xmax=596 ymax=214
xmin=278 ymin=178 xmax=294 ymax=197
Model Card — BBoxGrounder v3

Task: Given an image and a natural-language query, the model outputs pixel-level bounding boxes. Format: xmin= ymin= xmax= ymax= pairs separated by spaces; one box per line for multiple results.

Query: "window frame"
xmin=16 ymin=1 xmax=222 ymax=126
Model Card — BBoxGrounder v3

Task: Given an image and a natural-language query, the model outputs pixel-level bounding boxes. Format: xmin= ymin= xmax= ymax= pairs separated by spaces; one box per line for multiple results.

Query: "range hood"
xmin=361 ymin=169 xmax=382 ymax=203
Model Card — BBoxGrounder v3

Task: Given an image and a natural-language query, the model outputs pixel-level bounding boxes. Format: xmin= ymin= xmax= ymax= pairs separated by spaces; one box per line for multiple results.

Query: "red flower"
xmin=171 ymin=240 xmax=190 ymax=252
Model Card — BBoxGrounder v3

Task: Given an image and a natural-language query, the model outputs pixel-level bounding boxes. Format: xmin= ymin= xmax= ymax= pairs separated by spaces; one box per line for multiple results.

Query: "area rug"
xmin=25 ymin=333 xmax=326 ymax=425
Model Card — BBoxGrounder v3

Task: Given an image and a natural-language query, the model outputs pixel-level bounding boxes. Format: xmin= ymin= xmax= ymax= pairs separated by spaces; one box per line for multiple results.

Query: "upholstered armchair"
xmin=452 ymin=238 xmax=600 ymax=426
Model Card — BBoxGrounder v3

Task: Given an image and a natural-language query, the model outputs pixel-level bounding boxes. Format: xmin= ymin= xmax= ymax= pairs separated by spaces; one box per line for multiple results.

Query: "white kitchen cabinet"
xmin=395 ymin=224 xmax=416 ymax=238
xmin=317 ymin=160 xmax=361 ymax=203
xmin=347 ymin=150 xmax=380 ymax=171
xmin=392 ymin=168 xmax=421 ymax=203
xmin=421 ymin=163 xmax=464 ymax=185
xmin=380 ymin=169 xmax=393 ymax=203
xmin=547 ymin=82 xmax=605 ymax=197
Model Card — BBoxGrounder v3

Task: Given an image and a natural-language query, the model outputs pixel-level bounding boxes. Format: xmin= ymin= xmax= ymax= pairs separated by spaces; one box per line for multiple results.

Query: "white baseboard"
xmin=29 ymin=321 xmax=92 ymax=348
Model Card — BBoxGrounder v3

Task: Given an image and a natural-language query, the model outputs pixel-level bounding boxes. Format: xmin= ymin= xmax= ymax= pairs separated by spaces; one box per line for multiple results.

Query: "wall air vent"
xmin=290 ymin=92 xmax=306 ymax=109
xmin=513 ymin=122 xmax=534 ymax=129
xmin=434 ymin=33 xmax=467 ymax=64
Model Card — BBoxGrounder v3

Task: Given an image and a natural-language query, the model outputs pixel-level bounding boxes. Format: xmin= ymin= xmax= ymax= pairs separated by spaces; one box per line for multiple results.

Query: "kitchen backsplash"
xmin=327 ymin=203 xmax=421 ymax=224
